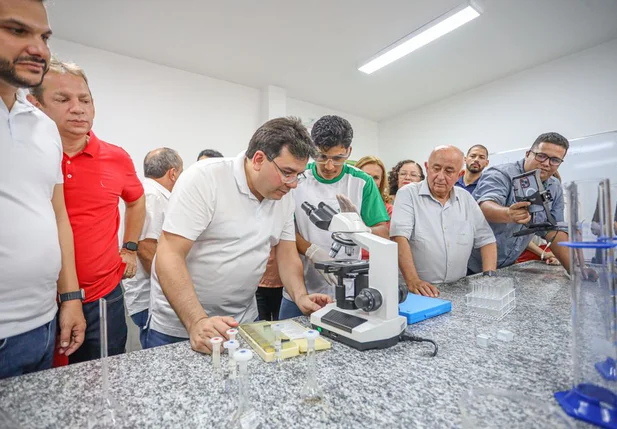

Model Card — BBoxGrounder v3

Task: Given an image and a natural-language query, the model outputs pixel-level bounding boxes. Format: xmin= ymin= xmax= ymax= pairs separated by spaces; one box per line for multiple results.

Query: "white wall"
xmin=378 ymin=38 xmax=617 ymax=170
xmin=50 ymin=38 xmax=263 ymax=172
xmin=48 ymin=39 xmax=381 ymax=173
xmin=287 ymin=98 xmax=380 ymax=160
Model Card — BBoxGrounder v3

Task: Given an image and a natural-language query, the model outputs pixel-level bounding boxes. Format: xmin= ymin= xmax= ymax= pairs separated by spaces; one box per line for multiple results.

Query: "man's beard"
xmin=467 ymin=164 xmax=482 ymax=174
xmin=0 ymin=56 xmax=48 ymax=88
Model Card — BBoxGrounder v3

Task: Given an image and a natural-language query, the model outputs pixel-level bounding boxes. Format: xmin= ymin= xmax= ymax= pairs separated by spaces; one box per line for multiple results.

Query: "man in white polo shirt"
xmin=146 ymin=117 xmax=332 ymax=353
xmin=0 ymin=0 xmax=85 ymax=379
xmin=390 ymin=145 xmax=497 ymax=297
xmin=124 ymin=148 xmax=182 ymax=348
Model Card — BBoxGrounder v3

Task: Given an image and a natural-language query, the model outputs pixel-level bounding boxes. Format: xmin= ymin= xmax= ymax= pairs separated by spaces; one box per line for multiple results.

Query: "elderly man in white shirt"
xmin=124 ymin=148 xmax=183 ymax=348
xmin=390 ymin=145 xmax=497 ymax=297
xmin=146 ymin=117 xmax=332 ymax=353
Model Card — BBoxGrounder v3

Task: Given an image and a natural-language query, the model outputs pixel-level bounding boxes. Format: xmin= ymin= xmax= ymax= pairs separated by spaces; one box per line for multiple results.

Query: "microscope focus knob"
xmin=398 ymin=283 xmax=409 ymax=304
xmin=355 ymin=288 xmax=383 ymax=312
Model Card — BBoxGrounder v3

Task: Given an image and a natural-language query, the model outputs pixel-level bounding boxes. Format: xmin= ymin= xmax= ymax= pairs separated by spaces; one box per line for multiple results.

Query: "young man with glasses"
xmin=145 ymin=117 xmax=331 ymax=352
xmin=468 ymin=132 xmax=584 ymax=276
xmin=279 ymin=115 xmax=390 ymax=319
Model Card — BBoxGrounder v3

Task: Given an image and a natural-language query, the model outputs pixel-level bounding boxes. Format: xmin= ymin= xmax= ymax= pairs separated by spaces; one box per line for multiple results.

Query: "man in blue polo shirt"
xmin=468 ymin=132 xmax=595 ymax=281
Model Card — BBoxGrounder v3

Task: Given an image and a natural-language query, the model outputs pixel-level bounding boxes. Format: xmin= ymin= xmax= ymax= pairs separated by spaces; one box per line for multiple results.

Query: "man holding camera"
xmin=468 ymin=132 xmax=593 ymax=278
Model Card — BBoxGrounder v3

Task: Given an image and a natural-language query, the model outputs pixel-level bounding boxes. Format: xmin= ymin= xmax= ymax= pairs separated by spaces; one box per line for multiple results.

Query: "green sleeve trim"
xmin=353 ymin=168 xmax=389 ymax=226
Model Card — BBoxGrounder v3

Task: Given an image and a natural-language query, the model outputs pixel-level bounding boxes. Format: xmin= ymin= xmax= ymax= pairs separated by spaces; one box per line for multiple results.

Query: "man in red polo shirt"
xmin=29 ymin=59 xmax=145 ymax=363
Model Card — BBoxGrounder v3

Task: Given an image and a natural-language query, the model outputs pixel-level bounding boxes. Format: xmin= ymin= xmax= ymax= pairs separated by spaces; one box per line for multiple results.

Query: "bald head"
xmin=429 ymin=145 xmax=464 ymax=170
xmin=425 ymin=145 xmax=464 ymax=201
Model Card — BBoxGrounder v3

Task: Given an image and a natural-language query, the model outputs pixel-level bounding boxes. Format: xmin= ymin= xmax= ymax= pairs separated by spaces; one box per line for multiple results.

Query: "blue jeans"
xmin=278 ymin=297 xmax=303 ymax=320
xmin=144 ymin=328 xmax=186 ymax=349
xmin=0 ymin=317 xmax=56 ymax=379
xmin=69 ymin=283 xmax=127 ymax=364
xmin=130 ymin=309 xmax=149 ymax=349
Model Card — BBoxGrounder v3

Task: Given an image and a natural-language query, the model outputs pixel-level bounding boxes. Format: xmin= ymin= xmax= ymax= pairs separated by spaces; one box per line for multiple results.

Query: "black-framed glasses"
xmin=267 ymin=156 xmax=306 ymax=184
xmin=530 ymin=151 xmax=564 ymax=166
xmin=313 ymin=149 xmax=351 ymax=166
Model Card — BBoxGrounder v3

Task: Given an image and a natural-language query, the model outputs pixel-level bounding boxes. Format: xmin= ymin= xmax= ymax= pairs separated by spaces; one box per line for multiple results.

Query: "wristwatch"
xmin=59 ymin=289 xmax=85 ymax=303
xmin=122 ymin=241 xmax=138 ymax=251
xmin=482 ymin=270 xmax=497 ymax=277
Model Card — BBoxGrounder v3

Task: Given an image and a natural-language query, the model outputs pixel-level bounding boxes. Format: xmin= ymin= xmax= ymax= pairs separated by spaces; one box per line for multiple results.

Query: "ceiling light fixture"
xmin=358 ymin=1 xmax=482 ymax=74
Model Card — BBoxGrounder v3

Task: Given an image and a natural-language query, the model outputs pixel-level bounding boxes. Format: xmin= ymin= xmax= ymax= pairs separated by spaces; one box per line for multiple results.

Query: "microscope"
xmin=511 ymin=169 xmax=558 ymax=237
xmin=301 ymin=201 xmax=408 ymax=350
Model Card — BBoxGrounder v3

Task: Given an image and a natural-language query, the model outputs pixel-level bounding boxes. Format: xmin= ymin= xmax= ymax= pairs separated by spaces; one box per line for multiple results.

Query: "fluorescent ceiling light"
xmin=359 ymin=1 xmax=482 ymax=74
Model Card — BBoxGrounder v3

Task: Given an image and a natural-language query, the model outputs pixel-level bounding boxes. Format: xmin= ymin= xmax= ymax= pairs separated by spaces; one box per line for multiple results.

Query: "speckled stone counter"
xmin=0 ymin=262 xmax=589 ymax=428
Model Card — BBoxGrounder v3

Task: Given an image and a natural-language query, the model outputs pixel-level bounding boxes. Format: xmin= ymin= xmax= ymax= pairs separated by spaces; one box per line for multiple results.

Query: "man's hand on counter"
xmin=408 ymin=279 xmax=440 ymax=298
xmin=297 ymin=293 xmax=333 ymax=315
xmin=189 ymin=316 xmax=239 ymax=354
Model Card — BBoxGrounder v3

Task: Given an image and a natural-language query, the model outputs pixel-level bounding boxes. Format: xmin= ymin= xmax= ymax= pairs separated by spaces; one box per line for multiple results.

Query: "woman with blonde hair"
xmin=355 ymin=155 xmax=393 ymax=215
xmin=355 ymin=156 xmax=393 ymax=260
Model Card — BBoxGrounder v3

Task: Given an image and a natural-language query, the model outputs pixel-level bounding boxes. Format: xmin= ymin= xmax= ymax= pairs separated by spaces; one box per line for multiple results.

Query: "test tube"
xmin=226 ymin=328 xmax=238 ymax=342
xmin=210 ymin=337 xmax=223 ymax=370
xmin=301 ymin=330 xmax=324 ymax=402
xmin=272 ymin=323 xmax=283 ymax=366
xmin=231 ymin=349 xmax=261 ymax=427
xmin=87 ymin=299 xmax=125 ymax=428
xmin=223 ymin=340 xmax=239 ymax=378
xmin=99 ymin=299 xmax=109 ymax=394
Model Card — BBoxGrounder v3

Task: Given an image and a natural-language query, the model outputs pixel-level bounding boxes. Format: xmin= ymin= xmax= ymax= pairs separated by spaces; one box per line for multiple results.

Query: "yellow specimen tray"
xmin=238 ymin=319 xmax=331 ymax=362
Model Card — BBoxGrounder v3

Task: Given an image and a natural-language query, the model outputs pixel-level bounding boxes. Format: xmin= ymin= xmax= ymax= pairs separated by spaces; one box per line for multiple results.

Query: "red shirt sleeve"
xmin=119 ymin=149 xmax=144 ymax=203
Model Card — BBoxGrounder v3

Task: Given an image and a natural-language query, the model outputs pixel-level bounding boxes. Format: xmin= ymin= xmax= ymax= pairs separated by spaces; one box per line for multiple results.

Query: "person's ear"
xmin=252 ymin=151 xmax=266 ymax=172
xmin=424 ymin=161 xmax=429 ymax=171
xmin=348 ymin=146 xmax=353 ymax=157
xmin=26 ymin=94 xmax=43 ymax=109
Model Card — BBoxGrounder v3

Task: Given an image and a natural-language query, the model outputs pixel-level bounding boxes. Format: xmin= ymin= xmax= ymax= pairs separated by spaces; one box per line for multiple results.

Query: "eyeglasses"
xmin=268 ymin=156 xmax=306 ymax=184
xmin=313 ymin=150 xmax=351 ymax=166
xmin=530 ymin=151 xmax=564 ymax=167
xmin=398 ymin=171 xmax=422 ymax=179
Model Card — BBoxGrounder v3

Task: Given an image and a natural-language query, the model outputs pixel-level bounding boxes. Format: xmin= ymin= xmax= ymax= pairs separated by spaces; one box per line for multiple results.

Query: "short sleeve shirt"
xmin=123 ymin=178 xmax=170 ymax=316
xmin=0 ymin=90 xmax=63 ymax=338
xmin=468 ymin=160 xmax=566 ymax=273
xmin=62 ymin=131 xmax=144 ymax=302
xmin=390 ymin=181 xmax=495 ymax=284
xmin=289 ymin=163 xmax=390 ymax=297
xmin=148 ymin=153 xmax=296 ymax=338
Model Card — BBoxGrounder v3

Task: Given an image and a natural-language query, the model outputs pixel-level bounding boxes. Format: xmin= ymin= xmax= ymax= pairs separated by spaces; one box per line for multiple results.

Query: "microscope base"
xmin=310 ymin=304 xmax=406 ymax=351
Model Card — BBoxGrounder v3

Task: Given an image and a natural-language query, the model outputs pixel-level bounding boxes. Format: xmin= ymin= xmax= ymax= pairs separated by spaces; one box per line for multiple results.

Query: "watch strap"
xmin=122 ymin=241 xmax=138 ymax=251
xmin=59 ymin=289 xmax=85 ymax=303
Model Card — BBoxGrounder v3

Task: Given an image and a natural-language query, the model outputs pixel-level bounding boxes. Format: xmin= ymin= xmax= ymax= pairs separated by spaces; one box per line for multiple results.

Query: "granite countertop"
xmin=0 ymin=262 xmax=590 ymax=428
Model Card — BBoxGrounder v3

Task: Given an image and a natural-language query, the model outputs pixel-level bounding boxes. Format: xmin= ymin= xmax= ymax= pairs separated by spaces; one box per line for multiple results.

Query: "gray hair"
xmin=30 ymin=57 xmax=90 ymax=103
xmin=144 ymin=148 xmax=182 ymax=179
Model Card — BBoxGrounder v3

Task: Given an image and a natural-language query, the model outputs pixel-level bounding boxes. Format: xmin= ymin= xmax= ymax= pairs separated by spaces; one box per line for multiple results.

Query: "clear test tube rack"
xmin=465 ymin=277 xmax=516 ymax=321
